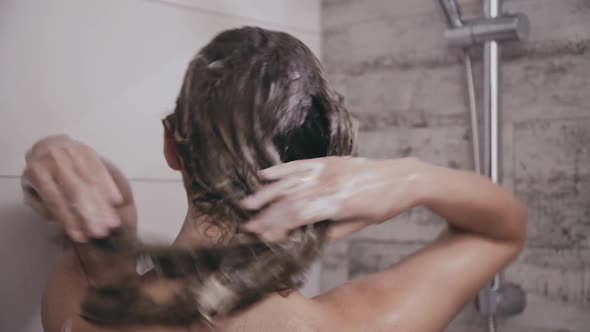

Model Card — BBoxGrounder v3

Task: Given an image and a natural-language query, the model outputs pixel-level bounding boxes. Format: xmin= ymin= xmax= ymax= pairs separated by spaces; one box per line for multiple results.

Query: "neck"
xmin=174 ymin=206 xmax=238 ymax=248
xmin=174 ymin=206 xmax=263 ymax=253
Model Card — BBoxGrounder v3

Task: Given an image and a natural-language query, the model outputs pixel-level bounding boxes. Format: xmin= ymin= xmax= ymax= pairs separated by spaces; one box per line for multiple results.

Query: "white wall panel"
xmin=153 ymin=0 xmax=320 ymax=33
xmin=0 ymin=1 xmax=323 ymax=330
xmin=0 ymin=0 xmax=321 ymax=180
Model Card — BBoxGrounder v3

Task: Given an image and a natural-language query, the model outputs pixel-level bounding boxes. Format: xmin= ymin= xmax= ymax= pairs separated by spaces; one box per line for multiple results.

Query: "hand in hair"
xmin=240 ymin=156 xmax=427 ymax=241
xmin=21 ymin=135 xmax=134 ymax=242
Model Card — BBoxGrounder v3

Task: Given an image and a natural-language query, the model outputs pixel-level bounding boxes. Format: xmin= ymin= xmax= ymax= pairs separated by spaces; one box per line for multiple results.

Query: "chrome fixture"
xmin=437 ymin=1 xmax=530 ymax=331
xmin=445 ymin=14 xmax=530 ymax=48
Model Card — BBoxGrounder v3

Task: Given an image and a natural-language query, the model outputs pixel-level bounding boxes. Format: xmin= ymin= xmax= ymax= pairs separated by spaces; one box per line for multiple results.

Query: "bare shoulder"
xmin=42 ymin=262 xmax=328 ymax=332
xmin=41 ymin=250 xmax=88 ymax=332
xmin=312 ymin=228 xmax=524 ymax=332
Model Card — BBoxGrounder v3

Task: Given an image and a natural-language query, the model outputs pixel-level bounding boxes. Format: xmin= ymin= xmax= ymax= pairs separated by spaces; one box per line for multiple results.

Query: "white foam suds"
xmin=299 ymin=171 xmax=379 ymax=221
xmin=61 ymin=318 xmax=72 ymax=332
xmin=136 ymin=255 xmax=154 ymax=276
xmin=208 ymin=60 xmax=224 ymax=69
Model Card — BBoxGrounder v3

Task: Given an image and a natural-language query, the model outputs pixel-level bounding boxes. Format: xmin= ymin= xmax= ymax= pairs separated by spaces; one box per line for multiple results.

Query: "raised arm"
xmin=22 ymin=135 xmax=137 ymax=243
xmin=24 ymin=136 xmax=139 ymax=332
xmin=241 ymin=157 xmax=526 ymax=331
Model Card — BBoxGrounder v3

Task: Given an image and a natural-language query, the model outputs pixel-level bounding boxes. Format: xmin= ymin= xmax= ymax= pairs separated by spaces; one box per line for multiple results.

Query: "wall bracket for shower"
xmin=437 ymin=1 xmax=530 ymax=332
xmin=445 ymin=13 xmax=530 ymax=48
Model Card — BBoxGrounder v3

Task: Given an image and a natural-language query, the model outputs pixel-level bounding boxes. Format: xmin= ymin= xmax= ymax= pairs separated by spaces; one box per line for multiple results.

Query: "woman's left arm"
xmin=240 ymin=157 xmax=426 ymax=241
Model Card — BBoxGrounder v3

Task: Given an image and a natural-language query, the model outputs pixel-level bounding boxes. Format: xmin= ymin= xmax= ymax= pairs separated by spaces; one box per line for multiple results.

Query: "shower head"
xmin=439 ymin=0 xmax=464 ymax=28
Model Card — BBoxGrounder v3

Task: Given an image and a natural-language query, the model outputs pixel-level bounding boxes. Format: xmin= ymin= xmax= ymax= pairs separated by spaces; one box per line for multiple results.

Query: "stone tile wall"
xmin=320 ymin=1 xmax=590 ymax=330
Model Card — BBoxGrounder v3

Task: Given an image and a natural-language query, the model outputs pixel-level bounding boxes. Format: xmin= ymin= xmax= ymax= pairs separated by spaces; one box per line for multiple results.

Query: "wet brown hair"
xmin=80 ymin=26 xmax=357 ymax=327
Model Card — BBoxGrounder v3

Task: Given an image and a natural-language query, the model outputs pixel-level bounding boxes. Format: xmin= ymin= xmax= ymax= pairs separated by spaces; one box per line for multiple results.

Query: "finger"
xmin=259 ymin=229 xmax=289 ymax=242
xmin=241 ymin=176 xmax=308 ymax=210
xmin=24 ymin=165 xmax=87 ymax=242
xmin=70 ymin=146 xmax=124 ymax=206
xmin=259 ymin=160 xmax=324 ymax=181
xmin=83 ymin=162 xmax=125 ymax=220
xmin=86 ymin=188 xmax=122 ymax=233
xmin=247 ymin=190 xmax=347 ymax=234
xmin=242 ymin=196 xmax=311 ymax=233
xmin=71 ymin=151 xmax=122 ymax=229
xmin=53 ymin=162 xmax=113 ymax=239
xmin=71 ymin=189 xmax=117 ymax=238
xmin=241 ymin=203 xmax=287 ymax=234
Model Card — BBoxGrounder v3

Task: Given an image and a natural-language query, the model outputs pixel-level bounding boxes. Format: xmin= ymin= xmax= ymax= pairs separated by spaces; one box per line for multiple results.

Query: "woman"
xmin=24 ymin=27 xmax=526 ymax=332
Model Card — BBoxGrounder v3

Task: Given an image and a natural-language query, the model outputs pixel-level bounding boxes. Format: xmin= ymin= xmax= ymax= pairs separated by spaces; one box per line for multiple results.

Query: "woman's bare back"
xmin=41 ymin=226 xmax=526 ymax=332
xmin=42 ymin=252 xmax=328 ymax=332
xmin=29 ymin=138 xmax=526 ymax=332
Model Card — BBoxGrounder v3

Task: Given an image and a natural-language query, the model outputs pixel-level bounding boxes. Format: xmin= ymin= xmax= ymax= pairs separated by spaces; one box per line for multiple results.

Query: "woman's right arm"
xmin=25 ymin=136 xmax=138 ymax=332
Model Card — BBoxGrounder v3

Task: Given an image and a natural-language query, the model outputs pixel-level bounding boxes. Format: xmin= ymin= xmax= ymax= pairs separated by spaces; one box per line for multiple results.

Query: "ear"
xmin=163 ymin=127 xmax=183 ymax=171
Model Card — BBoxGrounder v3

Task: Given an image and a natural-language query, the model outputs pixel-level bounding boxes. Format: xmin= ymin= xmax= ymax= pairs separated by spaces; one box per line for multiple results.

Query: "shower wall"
xmin=319 ymin=0 xmax=590 ymax=331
